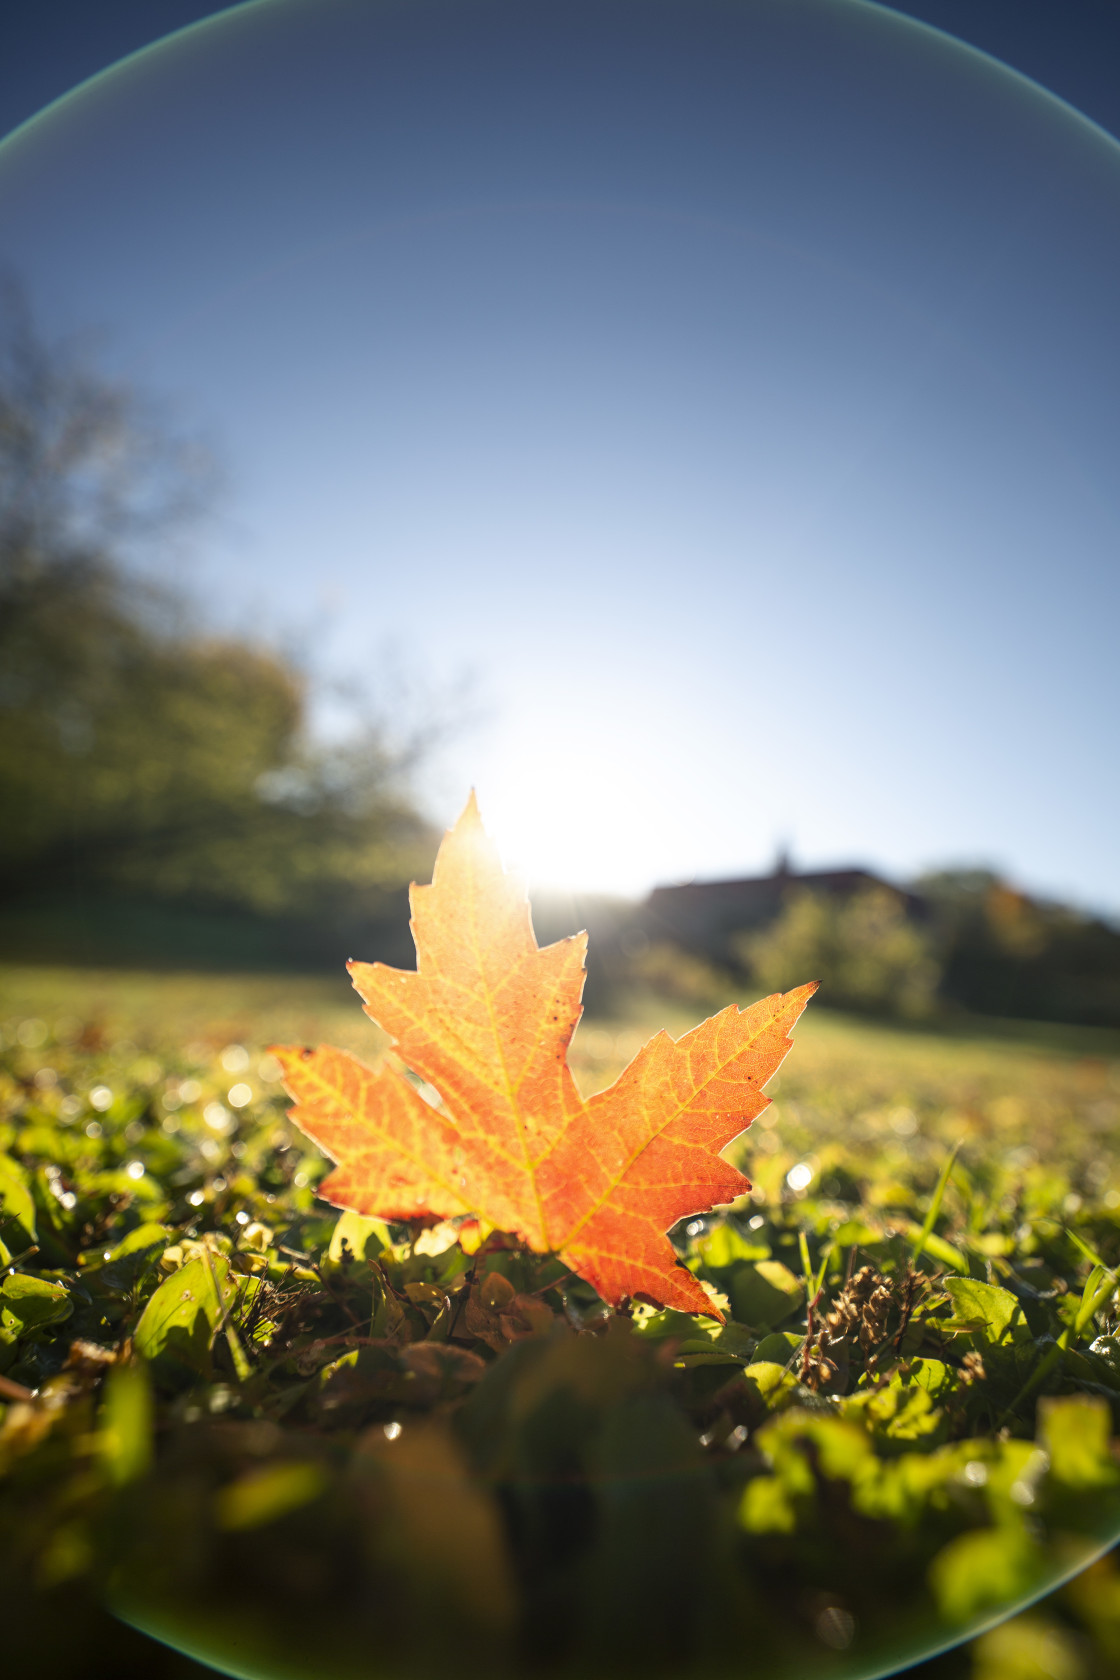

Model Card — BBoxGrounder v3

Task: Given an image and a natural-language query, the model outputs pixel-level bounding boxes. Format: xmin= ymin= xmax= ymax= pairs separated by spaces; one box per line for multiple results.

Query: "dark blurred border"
xmin=3 ymin=0 xmax=1120 ymax=148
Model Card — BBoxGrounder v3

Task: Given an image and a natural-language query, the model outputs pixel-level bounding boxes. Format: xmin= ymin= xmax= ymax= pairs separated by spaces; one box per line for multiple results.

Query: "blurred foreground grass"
xmin=3 ymin=962 xmax=1120 ymax=1680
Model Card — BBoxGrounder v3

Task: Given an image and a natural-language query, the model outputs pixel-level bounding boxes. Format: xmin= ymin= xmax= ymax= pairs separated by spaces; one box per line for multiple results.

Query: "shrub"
xmin=737 ymin=885 xmax=941 ymax=1018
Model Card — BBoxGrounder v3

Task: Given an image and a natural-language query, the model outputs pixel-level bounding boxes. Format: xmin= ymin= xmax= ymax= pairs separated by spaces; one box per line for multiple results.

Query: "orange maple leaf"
xmin=273 ymin=795 xmax=816 ymax=1316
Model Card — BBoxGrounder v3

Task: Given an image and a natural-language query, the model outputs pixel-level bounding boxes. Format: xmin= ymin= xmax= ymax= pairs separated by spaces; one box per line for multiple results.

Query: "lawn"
xmin=6 ymin=960 xmax=1119 ymax=1140
xmin=3 ymin=960 xmax=1120 ymax=1680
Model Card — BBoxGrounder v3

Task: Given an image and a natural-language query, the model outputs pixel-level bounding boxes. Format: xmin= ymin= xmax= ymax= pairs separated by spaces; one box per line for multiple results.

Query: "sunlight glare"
xmin=479 ymin=747 xmax=681 ymax=899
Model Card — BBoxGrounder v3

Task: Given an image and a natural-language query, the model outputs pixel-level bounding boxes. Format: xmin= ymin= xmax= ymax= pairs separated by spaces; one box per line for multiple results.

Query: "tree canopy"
xmin=0 ymin=281 xmax=434 ymax=956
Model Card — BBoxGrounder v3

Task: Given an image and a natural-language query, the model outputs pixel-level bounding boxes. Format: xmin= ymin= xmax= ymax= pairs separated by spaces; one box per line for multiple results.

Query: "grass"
xmin=3 ymin=960 xmax=1120 ymax=1680
xmin=0 ymin=964 xmax=381 ymax=1061
xmin=6 ymin=958 xmax=1119 ymax=1111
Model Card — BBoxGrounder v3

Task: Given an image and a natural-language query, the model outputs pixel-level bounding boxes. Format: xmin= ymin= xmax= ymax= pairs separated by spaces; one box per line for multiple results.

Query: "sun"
xmin=475 ymin=757 xmax=673 ymax=900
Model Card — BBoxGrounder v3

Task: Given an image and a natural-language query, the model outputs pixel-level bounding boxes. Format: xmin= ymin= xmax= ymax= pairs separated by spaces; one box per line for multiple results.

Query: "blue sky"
xmin=2 ymin=0 xmax=1118 ymax=905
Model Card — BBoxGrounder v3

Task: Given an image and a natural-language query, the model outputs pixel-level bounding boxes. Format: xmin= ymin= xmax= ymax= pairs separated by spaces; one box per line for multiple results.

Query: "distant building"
xmin=641 ymin=857 xmax=921 ymax=961
xmin=632 ymin=857 xmax=1120 ymax=1029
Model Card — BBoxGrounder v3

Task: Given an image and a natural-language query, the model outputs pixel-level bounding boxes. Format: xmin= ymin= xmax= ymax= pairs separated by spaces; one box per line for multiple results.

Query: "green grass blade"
xmin=1075 ymin=1265 xmax=1116 ymax=1339
xmin=798 ymin=1229 xmax=814 ymax=1299
xmin=912 ymin=1143 xmax=961 ymax=1267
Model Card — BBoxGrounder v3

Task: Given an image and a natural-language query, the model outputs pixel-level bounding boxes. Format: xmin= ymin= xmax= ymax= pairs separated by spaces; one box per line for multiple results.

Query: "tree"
xmin=917 ymin=870 xmax=1120 ymax=1027
xmin=0 ymin=279 xmax=434 ymax=949
xmin=737 ymin=885 xmax=941 ymax=1020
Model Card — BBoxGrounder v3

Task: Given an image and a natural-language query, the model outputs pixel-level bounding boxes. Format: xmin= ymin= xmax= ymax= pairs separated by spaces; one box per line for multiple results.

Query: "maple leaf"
xmin=273 ymin=795 xmax=815 ymax=1316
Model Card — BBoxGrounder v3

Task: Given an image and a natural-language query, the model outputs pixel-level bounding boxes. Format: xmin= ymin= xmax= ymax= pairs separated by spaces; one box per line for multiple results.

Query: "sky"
xmin=2 ymin=0 xmax=1118 ymax=907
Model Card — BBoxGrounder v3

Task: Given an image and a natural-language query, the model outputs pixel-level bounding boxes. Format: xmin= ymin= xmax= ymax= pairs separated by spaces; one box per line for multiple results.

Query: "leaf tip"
xmin=784 ymin=980 xmax=819 ymax=1017
xmin=459 ymin=787 xmax=482 ymax=827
